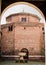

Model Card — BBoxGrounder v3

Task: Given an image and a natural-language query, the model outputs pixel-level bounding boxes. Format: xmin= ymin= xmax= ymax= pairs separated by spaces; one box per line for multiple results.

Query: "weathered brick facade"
xmin=1 ymin=13 xmax=44 ymax=56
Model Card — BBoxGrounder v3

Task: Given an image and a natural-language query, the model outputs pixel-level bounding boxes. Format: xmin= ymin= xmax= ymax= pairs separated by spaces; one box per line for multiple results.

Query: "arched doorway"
xmin=20 ymin=48 xmax=29 ymax=60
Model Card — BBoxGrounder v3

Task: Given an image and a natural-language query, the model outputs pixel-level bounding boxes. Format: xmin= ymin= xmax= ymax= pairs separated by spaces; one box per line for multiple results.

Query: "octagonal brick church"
xmin=1 ymin=12 xmax=44 ymax=56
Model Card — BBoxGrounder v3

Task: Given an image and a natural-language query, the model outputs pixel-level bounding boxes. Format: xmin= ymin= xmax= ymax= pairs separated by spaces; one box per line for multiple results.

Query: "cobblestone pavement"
xmin=0 ymin=61 xmax=45 ymax=65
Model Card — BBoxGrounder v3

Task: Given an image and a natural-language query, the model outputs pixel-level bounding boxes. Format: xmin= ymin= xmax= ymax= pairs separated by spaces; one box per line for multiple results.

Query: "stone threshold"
xmin=2 ymin=55 xmax=45 ymax=58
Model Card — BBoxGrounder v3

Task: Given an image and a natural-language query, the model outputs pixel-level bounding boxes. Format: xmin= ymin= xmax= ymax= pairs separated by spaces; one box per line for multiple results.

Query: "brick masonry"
xmin=1 ymin=13 xmax=45 ymax=55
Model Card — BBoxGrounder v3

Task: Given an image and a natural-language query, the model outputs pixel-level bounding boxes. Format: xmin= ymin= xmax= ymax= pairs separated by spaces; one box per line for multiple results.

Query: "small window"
xmin=43 ymin=32 xmax=45 ymax=40
xmin=8 ymin=25 xmax=13 ymax=31
xmin=22 ymin=18 xmax=26 ymax=22
xmin=42 ymin=27 xmax=44 ymax=31
xmin=0 ymin=32 xmax=2 ymax=36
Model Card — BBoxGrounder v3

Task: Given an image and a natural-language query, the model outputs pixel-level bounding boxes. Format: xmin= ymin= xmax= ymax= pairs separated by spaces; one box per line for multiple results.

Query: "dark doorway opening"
xmin=20 ymin=48 xmax=29 ymax=60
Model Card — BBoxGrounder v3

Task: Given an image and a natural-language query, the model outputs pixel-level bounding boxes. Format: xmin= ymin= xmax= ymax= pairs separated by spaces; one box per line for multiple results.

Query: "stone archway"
xmin=20 ymin=48 xmax=29 ymax=59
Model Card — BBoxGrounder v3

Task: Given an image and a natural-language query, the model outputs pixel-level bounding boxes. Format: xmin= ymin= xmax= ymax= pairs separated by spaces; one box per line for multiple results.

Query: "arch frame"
xmin=1 ymin=2 xmax=45 ymax=21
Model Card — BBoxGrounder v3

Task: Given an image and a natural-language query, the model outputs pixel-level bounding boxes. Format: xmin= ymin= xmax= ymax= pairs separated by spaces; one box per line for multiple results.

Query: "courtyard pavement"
xmin=0 ymin=60 xmax=45 ymax=65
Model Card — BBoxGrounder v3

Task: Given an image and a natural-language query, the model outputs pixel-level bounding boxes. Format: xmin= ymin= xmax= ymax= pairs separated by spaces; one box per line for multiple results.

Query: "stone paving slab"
xmin=0 ymin=61 xmax=45 ymax=65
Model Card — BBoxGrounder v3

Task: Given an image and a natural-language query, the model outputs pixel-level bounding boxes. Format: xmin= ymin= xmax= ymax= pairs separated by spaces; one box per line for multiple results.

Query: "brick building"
xmin=1 ymin=12 xmax=45 ymax=60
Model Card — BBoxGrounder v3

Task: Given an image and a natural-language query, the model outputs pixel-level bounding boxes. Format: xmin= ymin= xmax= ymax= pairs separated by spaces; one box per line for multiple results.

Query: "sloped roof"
xmin=1 ymin=21 xmax=44 ymax=29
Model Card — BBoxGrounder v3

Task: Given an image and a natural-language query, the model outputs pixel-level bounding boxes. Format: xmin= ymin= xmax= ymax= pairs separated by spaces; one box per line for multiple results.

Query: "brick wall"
xmin=1 ymin=25 xmax=15 ymax=54
xmin=14 ymin=26 xmax=43 ymax=55
xmin=1 ymin=14 xmax=44 ymax=55
xmin=6 ymin=13 xmax=40 ymax=23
